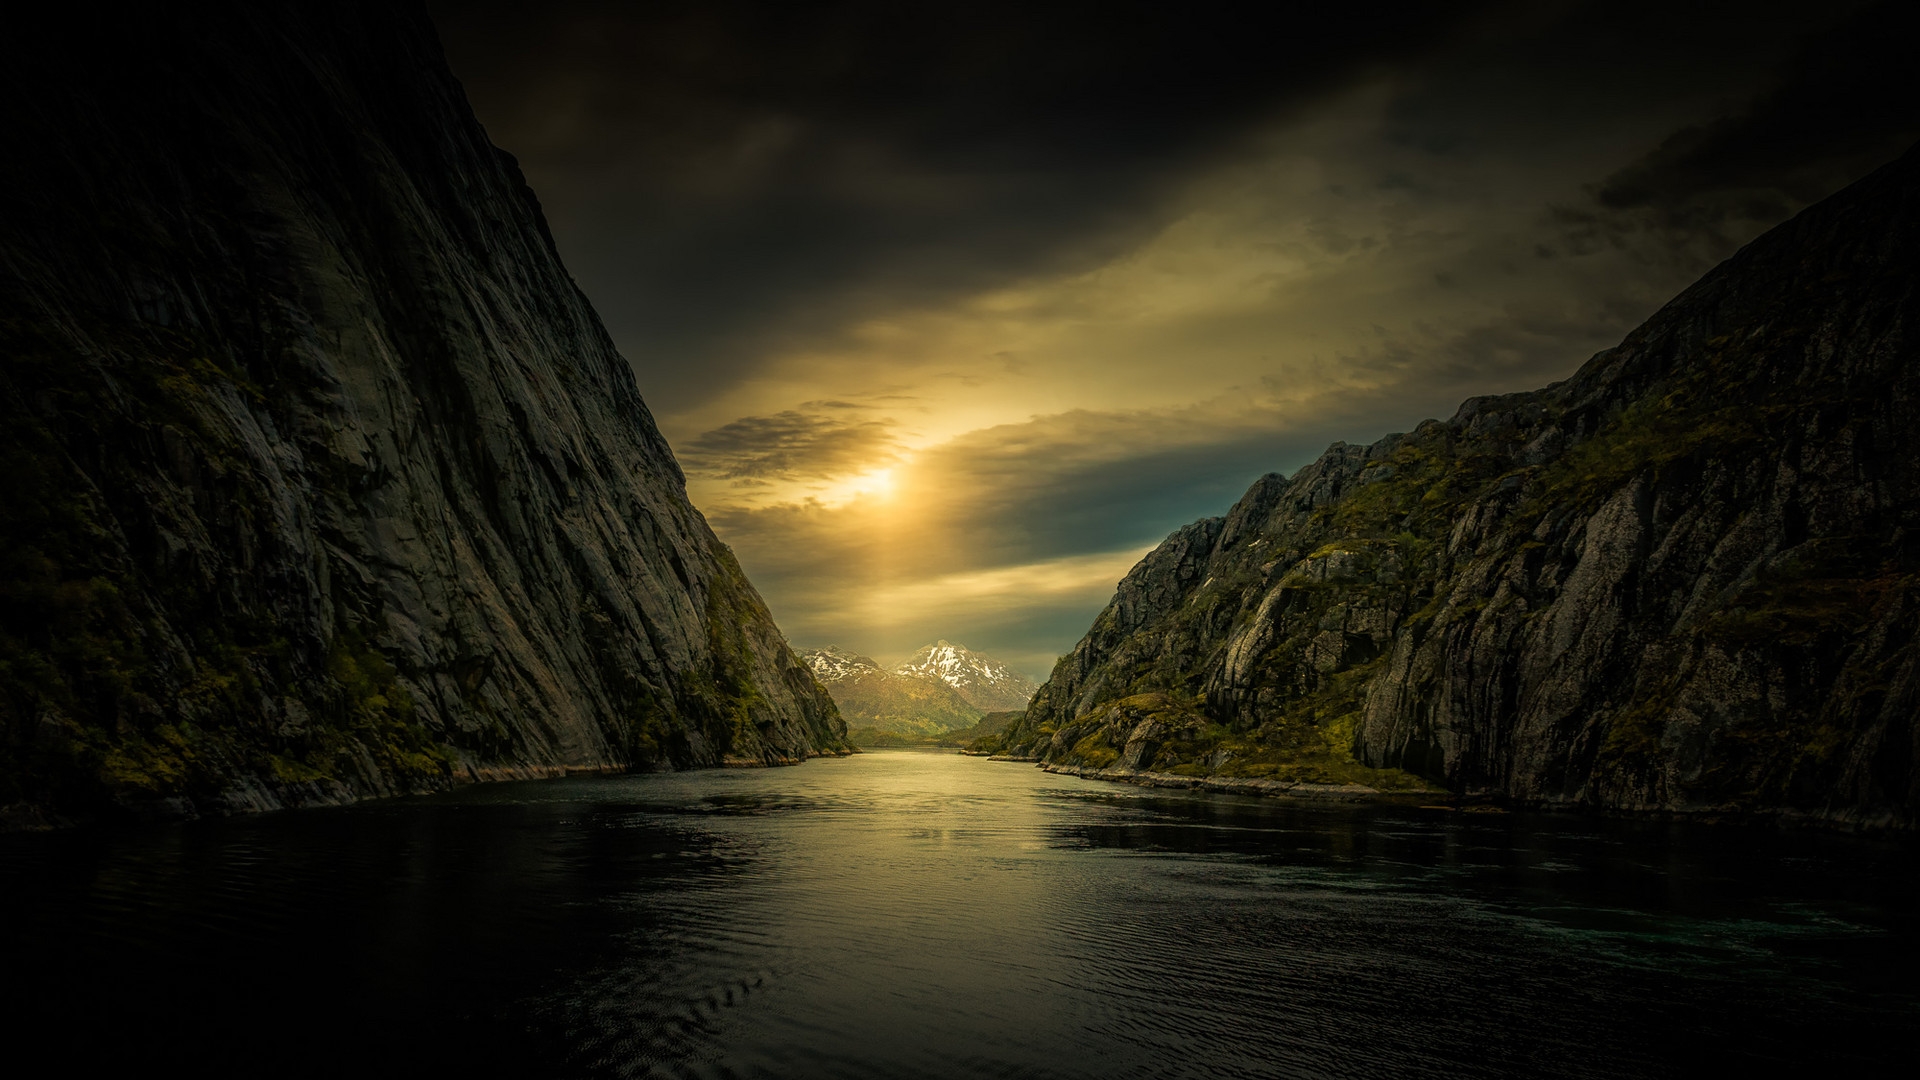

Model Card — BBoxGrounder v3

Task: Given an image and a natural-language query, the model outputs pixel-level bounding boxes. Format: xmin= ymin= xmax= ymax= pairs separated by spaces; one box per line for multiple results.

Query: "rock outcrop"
xmin=992 ymin=146 xmax=1920 ymax=828
xmin=0 ymin=1 xmax=848 ymax=823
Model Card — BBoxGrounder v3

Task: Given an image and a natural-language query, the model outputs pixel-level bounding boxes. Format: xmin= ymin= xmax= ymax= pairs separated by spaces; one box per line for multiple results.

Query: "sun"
xmin=861 ymin=468 xmax=896 ymax=498
xmin=808 ymin=465 xmax=900 ymax=506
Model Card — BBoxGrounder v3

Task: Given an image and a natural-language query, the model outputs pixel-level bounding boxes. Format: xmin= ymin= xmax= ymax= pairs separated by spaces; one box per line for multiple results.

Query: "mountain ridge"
xmin=988 ymin=145 xmax=1920 ymax=828
xmin=799 ymin=640 xmax=1037 ymax=738
xmin=892 ymin=640 xmax=1039 ymax=712
xmin=798 ymin=645 xmax=981 ymax=737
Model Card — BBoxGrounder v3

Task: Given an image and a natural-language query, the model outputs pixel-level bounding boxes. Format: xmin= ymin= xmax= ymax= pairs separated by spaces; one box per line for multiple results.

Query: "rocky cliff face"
xmin=993 ymin=147 xmax=1920 ymax=828
xmin=0 ymin=2 xmax=848 ymax=824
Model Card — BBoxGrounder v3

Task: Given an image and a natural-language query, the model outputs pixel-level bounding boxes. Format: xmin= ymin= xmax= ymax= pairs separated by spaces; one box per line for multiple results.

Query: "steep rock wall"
xmin=0 ymin=2 xmax=848 ymax=822
xmin=996 ymin=147 xmax=1920 ymax=827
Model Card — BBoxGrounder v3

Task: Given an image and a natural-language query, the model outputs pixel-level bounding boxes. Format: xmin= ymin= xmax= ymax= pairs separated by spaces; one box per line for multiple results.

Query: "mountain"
xmin=799 ymin=644 xmax=890 ymax=685
xmin=0 ymin=2 xmax=848 ymax=825
xmin=990 ymin=147 xmax=1920 ymax=828
xmin=798 ymin=646 xmax=982 ymax=738
xmin=796 ymin=639 xmax=1038 ymax=739
xmin=894 ymin=640 xmax=1040 ymax=712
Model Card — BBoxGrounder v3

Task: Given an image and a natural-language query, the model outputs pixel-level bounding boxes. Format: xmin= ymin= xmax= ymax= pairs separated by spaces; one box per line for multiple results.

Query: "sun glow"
xmin=860 ymin=467 xmax=896 ymax=497
xmin=805 ymin=465 xmax=899 ymax=507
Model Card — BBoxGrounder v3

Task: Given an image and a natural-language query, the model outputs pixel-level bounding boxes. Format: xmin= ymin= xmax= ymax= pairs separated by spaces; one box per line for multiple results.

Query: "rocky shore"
xmin=1037 ymin=762 xmax=1431 ymax=801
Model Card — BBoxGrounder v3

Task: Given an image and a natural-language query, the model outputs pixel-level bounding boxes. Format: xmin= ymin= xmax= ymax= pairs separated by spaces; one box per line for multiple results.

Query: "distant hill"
xmin=845 ymin=727 xmax=926 ymax=749
xmin=937 ymin=711 xmax=1023 ymax=748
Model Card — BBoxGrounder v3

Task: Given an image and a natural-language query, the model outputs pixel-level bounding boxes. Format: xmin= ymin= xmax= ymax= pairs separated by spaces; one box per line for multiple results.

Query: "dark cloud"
xmin=681 ymin=409 xmax=903 ymax=481
xmin=1597 ymin=2 xmax=1919 ymax=209
xmin=1561 ymin=0 xmax=1919 ymax=269
xmin=427 ymin=0 xmax=1905 ymax=416
xmin=429 ymin=0 xmax=1501 ymax=410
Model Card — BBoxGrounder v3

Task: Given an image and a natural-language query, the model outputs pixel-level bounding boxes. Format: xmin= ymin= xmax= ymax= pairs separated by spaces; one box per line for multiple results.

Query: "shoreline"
xmin=968 ymin=755 xmax=1917 ymax=834
xmin=1033 ymin=761 xmax=1435 ymax=802
xmin=0 ymin=746 xmax=863 ymax=833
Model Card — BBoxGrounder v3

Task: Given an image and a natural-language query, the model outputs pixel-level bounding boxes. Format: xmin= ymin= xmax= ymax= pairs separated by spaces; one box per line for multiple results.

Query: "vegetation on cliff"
xmin=996 ymin=147 xmax=1920 ymax=826
xmin=0 ymin=4 xmax=846 ymax=823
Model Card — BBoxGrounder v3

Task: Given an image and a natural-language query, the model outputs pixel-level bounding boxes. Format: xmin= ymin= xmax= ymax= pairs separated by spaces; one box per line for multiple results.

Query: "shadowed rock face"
xmin=997 ymin=147 xmax=1920 ymax=828
xmin=0 ymin=1 xmax=847 ymax=823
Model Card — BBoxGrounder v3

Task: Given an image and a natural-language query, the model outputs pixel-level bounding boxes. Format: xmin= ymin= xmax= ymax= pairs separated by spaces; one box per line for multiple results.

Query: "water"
xmin=3 ymin=750 xmax=1916 ymax=1077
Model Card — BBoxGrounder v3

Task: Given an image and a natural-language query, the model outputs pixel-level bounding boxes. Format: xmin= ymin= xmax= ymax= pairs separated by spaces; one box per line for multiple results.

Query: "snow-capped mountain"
xmin=892 ymin=640 xmax=1038 ymax=712
xmin=796 ymin=640 xmax=1038 ymax=738
xmin=800 ymin=644 xmax=886 ymax=684
xmin=796 ymin=645 xmax=982 ymax=736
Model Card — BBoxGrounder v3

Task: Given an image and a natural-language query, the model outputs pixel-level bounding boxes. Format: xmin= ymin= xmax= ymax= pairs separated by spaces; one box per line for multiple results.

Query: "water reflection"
xmin=2 ymin=750 xmax=1915 ymax=1078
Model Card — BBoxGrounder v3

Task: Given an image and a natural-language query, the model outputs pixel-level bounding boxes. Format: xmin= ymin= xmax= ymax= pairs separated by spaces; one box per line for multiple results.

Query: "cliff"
xmin=991 ymin=147 xmax=1920 ymax=828
xmin=0 ymin=2 xmax=849 ymax=824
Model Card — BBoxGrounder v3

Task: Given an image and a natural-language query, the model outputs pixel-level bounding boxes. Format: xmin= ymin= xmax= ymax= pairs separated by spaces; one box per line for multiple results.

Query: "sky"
xmin=427 ymin=0 xmax=1919 ymax=680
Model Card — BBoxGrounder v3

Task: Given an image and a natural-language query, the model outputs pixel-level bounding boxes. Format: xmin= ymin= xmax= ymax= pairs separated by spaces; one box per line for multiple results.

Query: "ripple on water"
xmin=3 ymin=751 xmax=1917 ymax=1078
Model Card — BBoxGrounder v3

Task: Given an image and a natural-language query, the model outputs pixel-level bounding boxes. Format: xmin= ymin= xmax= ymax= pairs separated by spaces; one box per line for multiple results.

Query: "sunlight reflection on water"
xmin=3 ymin=750 xmax=1917 ymax=1078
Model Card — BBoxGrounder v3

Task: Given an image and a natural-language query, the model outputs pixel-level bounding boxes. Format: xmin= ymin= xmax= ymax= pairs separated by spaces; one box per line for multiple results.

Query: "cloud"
xmin=1557 ymin=0 xmax=1920 ymax=271
xmin=680 ymin=407 xmax=905 ymax=483
xmin=429 ymin=0 xmax=1502 ymax=414
xmin=699 ymin=395 xmax=1359 ymax=618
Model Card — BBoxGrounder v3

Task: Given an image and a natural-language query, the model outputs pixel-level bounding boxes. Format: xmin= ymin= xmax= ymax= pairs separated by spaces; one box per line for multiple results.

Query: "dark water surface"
xmin=4 ymin=751 xmax=1917 ymax=1077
